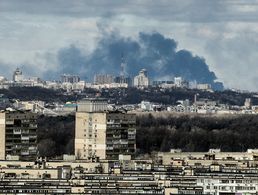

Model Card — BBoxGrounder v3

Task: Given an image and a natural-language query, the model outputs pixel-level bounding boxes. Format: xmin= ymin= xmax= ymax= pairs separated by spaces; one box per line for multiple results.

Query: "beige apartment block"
xmin=75 ymin=112 xmax=107 ymax=160
xmin=75 ymin=111 xmax=136 ymax=160
xmin=0 ymin=113 xmax=6 ymax=160
xmin=75 ymin=98 xmax=136 ymax=160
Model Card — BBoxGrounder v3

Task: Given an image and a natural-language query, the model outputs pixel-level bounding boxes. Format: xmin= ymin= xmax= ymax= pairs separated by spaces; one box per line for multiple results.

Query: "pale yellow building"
xmin=75 ymin=112 xmax=107 ymax=160
xmin=75 ymin=99 xmax=136 ymax=160
xmin=0 ymin=112 xmax=6 ymax=160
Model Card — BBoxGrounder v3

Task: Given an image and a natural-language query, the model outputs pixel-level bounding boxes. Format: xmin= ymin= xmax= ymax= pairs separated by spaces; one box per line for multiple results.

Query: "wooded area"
xmin=36 ymin=114 xmax=258 ymax=157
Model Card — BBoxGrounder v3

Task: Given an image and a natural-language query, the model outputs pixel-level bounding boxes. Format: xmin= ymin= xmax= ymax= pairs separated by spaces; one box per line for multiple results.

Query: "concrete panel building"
xmin=0 ymin=113 xmax=5 ymax=160
xmin=60 ymin=74 xmax=80 ymax=83
xmin=75 ymin=112 xmax=107 ymax=160
xmin=94 ymin=74 xmax=114 ymax=84
xmin=13 ymin=68 xmax=23 ymax=82
xmin=133 ymin=69 xmax=149 ymax=88
xmin=0 ymin=110 xmax=37 ymax=161
xmin=75 ymin=99 xmax=136 ymax=160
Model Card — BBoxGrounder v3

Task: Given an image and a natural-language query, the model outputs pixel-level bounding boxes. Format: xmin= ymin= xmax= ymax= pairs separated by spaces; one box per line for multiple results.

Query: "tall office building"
xmin=0 ymin=110 xmax=37 ymax=160
xmin=133 ymin=69 xmax=149 ymax=87
xmin=75 ymin=98 xmax=136 ymax=160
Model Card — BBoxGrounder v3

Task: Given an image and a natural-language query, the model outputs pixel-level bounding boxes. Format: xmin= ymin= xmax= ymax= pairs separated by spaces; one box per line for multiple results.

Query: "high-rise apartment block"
xmin=114 ymin=76 xmax=132 ymax=86
xmin=174 ymin=77 xmax=189 ymax=88
xmin=75 ymin=99 xmax=136 ymax=160
xmin=0 ymin=110 xmax=37 ymax=160
xmin=13 ymin=68 xmax=23 ymax=82
xmin=174 ymin=77 xmax=183 ymax=87
xmin=133 ymin=69 xmax=149 ymax=87
xmin=244 ymin=98 xmax=252 ymax=109
xmin=61 ymin=74 xmax=80 ymax=83
xmin=94 ymin=74 xmax=114 ymax=84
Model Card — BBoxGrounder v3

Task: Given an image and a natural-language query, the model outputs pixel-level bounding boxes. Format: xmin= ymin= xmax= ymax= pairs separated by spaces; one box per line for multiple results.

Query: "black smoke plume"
xmin=51 ymin=32 xmax=223 ymax=90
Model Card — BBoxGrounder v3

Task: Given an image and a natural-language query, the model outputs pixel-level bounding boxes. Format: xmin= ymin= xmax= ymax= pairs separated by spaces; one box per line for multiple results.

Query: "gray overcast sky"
xmin=0 ymin=0 xmax=258 ymax=90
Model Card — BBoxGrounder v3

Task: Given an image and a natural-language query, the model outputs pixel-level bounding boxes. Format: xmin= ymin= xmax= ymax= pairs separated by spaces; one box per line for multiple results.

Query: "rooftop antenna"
xmin=120 ymin=53 xmax=126 ymax=78
xmin=120 ymin=53 xmax=126 ymax=85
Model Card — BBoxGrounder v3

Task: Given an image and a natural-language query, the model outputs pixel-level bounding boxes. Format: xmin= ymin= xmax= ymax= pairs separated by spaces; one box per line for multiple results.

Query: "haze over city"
xmin=1 ymin=0 xmax=258 ymax=90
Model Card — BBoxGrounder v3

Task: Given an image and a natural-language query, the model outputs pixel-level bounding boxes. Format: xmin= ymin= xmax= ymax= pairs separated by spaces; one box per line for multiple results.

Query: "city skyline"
xmin=1 ymin=0 xmax=258 ymax=90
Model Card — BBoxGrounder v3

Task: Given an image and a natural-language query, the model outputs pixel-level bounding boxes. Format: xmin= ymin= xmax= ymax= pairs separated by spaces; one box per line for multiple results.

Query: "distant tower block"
xmin=13 ymin=68 xmax=23 ymax=82
xmin=244 ymin=98 xmax=252 ymax=109
xmin=133 ymin=69 xmax=149 ymax=88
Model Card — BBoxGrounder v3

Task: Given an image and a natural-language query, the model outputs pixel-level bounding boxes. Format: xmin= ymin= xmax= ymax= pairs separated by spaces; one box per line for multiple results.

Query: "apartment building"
xmin=133 ymin=69 xmax=149 ymax=88
xmin=60 ymin=74 xmax=80 ymax=83
xmin=94 ymin=74 xmax=114 ymax=84
xmin=157 ymin=149 xmax=258 ymax=166
xmin=2 ymin=157 xmax=258 ymax=195
xmin=0 ymin=110 xmax=37 ymax=161
xmin=75 ymin=98 xmax=136 ymax=160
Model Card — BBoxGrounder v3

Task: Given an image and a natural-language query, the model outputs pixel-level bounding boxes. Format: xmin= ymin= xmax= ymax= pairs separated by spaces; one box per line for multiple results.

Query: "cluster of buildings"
xmin=2 ymin=99 xmax=258 ymax=194
xmin=9 ymin=94 xmax=258 ymax=117
xmin=0 ymin=67 xmax=213 ymax=92
xmin=137 ymin=95 xmax=258 ymax=115
xmin=93 ymin=70 xmax=212 ymax=91
xmin=0 ymin=98 xmax=137 ymax=162
xmin=3 ymin=149 xmax=258 ymax=194
xmin=0 ymin=68 xmax=85 ymax=91
xmin=167 ymin=96 xmax=258 ymax=115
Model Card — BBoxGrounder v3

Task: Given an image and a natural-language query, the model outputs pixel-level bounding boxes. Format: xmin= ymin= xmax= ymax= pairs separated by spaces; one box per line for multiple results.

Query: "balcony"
xmin=13 ymin=129 xmax=22 ymax=135
xmin=5 ymin=121 xmax=14 ymax=125
xmin=29 ymin=135 xmax=37 ymax=139
xmin=21 ymin=130 xmax=30 ymax=134
xmin=113 ymin=140 xmax=128 ymax=145
xmin=21 ymin=136 xmax=29 ymax=141
xmin=29 ymin=124 xmax=37 ymax=128
xmin=29 ymin=146 xmax=37 ymax=150
xmin=21 ymin=151 xmax=30 ymax=155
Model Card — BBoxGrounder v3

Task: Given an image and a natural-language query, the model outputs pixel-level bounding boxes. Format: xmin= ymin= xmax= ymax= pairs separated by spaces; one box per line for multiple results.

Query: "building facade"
xmin=94 ymin=74 xmax=114 ymax=84
xmin=133 ymin=69 xmax=149 ymax=87
xmin=61 ymin=74 xmax=80 ymax=83
xmin=105 ymin=112 xmax=136 ymax=160
xmin=114 ymin=76 xmax=132 ymax=86
xmin=13 ymin=68 xmax=23 ymax=82
xmin=0 ymin=110 xmax=37 ymax=160
xmin=75 ymin=99 xmax=136 ymax=160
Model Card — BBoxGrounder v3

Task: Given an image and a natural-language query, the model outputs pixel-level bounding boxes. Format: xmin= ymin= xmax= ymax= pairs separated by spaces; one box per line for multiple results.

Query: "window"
xmin=221 ymin=180 xmax=229 ymax=183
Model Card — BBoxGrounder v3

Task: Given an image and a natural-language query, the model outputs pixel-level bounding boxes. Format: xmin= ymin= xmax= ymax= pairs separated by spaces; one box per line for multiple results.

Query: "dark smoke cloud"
xmin=53 ymin=32 xmax=223 ymax=90
xmin=57 ymin=45 xmax=88 ymax=76
xmin=43 ymin=45 xmax=88 ymax=80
